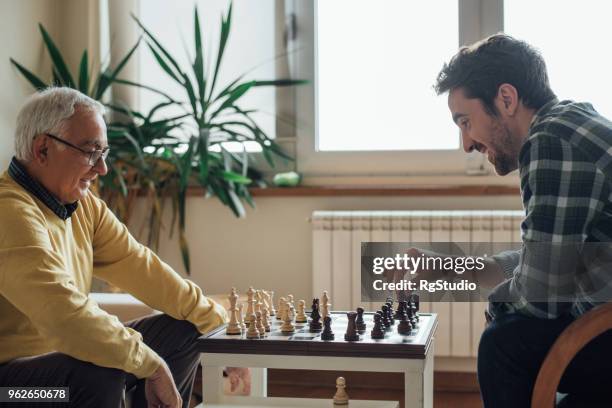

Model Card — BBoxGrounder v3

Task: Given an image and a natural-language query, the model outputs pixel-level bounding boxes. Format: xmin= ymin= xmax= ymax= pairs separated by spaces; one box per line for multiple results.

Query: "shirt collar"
xmin=8 ymin=157 xmax=78 ymax=220
xmin=528 ymin=98 xmax=560 ymax=132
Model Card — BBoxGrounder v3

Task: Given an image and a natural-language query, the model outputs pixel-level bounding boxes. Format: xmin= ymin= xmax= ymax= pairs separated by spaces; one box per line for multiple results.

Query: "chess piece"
xmin=321 ymin=291 xmax=330 ymax=319
xmin=246 ymin=287 xmax=256 ymax=316
xmin=256 ymin=311 xmax=265 ymax=336
xmin=394 ymin=300 xmax=407 ymax=320
xmin=412 ymin=294 xmax=420 ymax=321
xmin=385 ymin=301 xmax=395 ymax=324
xmin=320 ymin=316 xmax=334 ymax=340
xmin=309 ymin=300 xmax=323 ymax=332
xmin=226 ymin=287 xmax=242 ymax=335
xmin=397 ymin=313 xmax=412 ymax=336
xmin=407 ymin=302 xmax=417 ymax=329
xmin=333 ymin=377 xmax=349 ymax=405
xmin=262 ymin=305 xmax=271 ymax=332
xmin=268 ymin=290 xmax=276 ymax=316
xmin=246 ymin=314 xmax=259 ymax=339
xmin=280 ymin=302 xmax=295 ymax=333
xmin=238 ymin=303 xmax=246 ymax=332
xmin=276 ymin=295 xmax=285 ymax=320
xmin=344 ymin=312 xmax=360 ymax=341
xmin=381 ymin=306 xmax=391 ymax=330
xmin=287 ymin=294 xmax=294 ymax=309
xmin=278 ymin=297 xmax=287 ymax=321
xmin=255 ymin=290 xmax=263 ymax=313
xmin=355 ymin=307 xmax=366 ymax=333
xmin=296 ymin=300 xmax=308 ymax=323
xmin=370 ymin=312 xmax=385 ymax=339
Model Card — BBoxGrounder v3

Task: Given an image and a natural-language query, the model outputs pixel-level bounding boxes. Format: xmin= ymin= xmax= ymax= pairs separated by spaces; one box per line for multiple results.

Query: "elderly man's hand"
xmin=145 ymin=360 xmax=182 ymax=408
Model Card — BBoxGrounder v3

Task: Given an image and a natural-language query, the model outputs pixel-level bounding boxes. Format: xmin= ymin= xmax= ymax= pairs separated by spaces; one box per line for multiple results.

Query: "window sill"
xmin=185 ymin=184 xmax=520 ymax=197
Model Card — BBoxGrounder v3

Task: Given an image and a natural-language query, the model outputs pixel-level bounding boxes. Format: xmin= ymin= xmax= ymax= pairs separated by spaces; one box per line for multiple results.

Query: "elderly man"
xmin=0 ymin=87 xmax=227 ymax=407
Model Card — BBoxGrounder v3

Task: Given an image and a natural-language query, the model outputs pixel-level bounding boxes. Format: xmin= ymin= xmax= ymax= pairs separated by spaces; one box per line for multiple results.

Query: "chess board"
xmin=197 ymin=311 xmax=437 ymax=359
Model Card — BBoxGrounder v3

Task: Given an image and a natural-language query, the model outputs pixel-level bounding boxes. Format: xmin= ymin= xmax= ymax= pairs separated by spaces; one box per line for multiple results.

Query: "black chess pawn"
xmin=411 ymin=294 xmax=420 ymax=321
xmin=321 ymin=316 xmax=335 ymax=340
xmin=309 ymin=302 xmax=323 ymax=332
xmin=370 ymin=312 xmax=385 ymax=339
xmin=380 ymin=306 xmax=391 ymax=331
xmin=407 ymin=302 xmax=417 ymax=329
xmin=385 ymin=302 xmax=395 ymax=324
xmin=394 ymin=301 xmax=407 ymax=320
xmin=397 ymin=313 xmax=412 ymax=336
xmin=344 ymin=312 xmax=360 ymax=341
xmin=311 ymin=298 xmax=320 ymax=319
xmin=355 ymin=307 xmax=366 ymax=333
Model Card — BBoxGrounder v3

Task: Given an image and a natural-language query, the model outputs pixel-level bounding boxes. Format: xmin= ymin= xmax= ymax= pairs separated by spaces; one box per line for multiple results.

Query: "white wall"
xmin=144 ymin=194 xmax=522 ymax=303
xmin=0 ymin=0 xmax=60 ymax=169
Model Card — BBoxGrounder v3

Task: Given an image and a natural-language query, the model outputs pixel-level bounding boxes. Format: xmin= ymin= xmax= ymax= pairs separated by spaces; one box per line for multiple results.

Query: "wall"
xmin=145 ymin=194 xmax=522 ymax=303
xmin=0 ymin=0 xmax=60 ymax=169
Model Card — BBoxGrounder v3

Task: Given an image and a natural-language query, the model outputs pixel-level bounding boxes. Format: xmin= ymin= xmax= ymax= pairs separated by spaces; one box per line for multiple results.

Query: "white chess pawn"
xmin=255 ymin=290 xmax=263 ymax=313
xmin=333 ymin=377 xmax=349 ymax=405
xmin=262 ymin=305 xmax=271 ymax=332
xmin=280 ymin=302 xmax=295 ymax=333
xmin=256 ymin=311 xmax=265 ymax=336
xmin=238 ymin=303 xmax=246 ymax=332
xmin=287 ymin=294 xmax=294 ymax=309
xmin=296 ymin=299 xmax=308 ymax=323
xmin=277 ymin=297 xmax=286 ymax=320
xmin=226 ymin=288 xmax=242 ymax=335
xmin=268 ymin=291 xmax=276 ymax=316
xmin=246 ymin=314 xmax=260 ymax=339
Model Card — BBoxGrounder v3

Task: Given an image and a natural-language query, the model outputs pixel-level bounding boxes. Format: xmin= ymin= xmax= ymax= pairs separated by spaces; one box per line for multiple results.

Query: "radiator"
xmin=311 ymin=210 xmax=523 ymax=358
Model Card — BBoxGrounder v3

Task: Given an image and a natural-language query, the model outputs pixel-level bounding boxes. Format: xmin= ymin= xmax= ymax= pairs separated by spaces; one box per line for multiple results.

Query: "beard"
xmin=488 ymin=119 xmax=521 ymax=176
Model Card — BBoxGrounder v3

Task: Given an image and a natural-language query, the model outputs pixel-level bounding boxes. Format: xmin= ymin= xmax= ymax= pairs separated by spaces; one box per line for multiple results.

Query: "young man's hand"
xmin=145 ymin=361 xmax=182 ymax=408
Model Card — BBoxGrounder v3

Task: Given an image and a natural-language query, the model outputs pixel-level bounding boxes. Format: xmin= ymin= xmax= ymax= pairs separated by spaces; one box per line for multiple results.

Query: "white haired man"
xmin=0 ymin=87 xmax=227 ymax=407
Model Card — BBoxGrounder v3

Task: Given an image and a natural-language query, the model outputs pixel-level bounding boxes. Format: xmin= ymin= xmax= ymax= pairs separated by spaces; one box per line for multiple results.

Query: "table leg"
xmin=404 ymin=343 xmax=434 ymax=408
xmin=200 ymin=356 xmax=224 ymax=404
xmin=249 ymin=367 xmax=268 ymax=397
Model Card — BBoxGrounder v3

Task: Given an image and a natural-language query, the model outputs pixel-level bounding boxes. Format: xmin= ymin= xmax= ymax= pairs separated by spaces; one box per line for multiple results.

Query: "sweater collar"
xmin=8 ymin=157 xmax=78 ymax=220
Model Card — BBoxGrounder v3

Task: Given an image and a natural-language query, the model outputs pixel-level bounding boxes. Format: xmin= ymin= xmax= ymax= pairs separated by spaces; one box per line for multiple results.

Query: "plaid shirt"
xmin=490 ymin=99 xmax=612 ymax=319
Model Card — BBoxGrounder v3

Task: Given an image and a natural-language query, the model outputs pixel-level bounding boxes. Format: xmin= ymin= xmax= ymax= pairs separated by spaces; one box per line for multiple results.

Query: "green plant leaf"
xmin=132 ymin=14 xmax=184 ymax=81
xmin=112 ymin=78 xmax=178 ymax=102
xmin=39 ymin=23 xmax=75 ymax=87
xmin=78 ymin=50 xmax=89 ymax=93
xmin=9 ymin=58 xmax=48 ymax=90
xmin=192 ymin=7 xmax=206 ymax=120
xmin=146 ymin=40 xmax=183 ymax=84
xmin=221 ymin=171 xmax=251 ymax=184
xmin=208 ymin=1 xmax=233 ymax=101
xmin=94 ymin=38 xmax=141 ymax=99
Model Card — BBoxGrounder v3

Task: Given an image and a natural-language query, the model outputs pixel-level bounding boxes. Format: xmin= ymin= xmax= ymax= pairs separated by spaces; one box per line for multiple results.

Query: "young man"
xmin=0 ymin=87 xmax=228 ymax=407
xmin=434 ymin=34 xmax=612 ymax=407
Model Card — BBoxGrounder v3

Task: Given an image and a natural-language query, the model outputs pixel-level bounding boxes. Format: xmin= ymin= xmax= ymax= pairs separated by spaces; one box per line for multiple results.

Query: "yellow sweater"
xmin=0 ymin=171 xmax=227 ymax=378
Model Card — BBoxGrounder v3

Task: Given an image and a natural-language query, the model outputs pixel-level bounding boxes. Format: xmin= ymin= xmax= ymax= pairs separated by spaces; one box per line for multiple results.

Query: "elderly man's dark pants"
xmin=0 ymin=314 xmax=201 ymax=407
xmin=478 ymin=313 xmax=612 ymax=408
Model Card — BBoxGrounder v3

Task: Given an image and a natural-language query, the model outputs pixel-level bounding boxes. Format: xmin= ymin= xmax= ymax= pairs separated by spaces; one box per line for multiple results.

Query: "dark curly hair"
xmin=434 ymin=33 xmax=556 ymax=116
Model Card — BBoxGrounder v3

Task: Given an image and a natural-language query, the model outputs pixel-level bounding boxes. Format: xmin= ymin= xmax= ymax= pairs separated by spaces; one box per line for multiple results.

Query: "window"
xmin=504 ymin=0 xmax=612 ymax=119
xmin=138 ymin=0 xmax=276 ymax=152
xmin=289 ymin=0 xmax=492 ymax=177
xmin=316 ymin=0 xmax=459 ymax=152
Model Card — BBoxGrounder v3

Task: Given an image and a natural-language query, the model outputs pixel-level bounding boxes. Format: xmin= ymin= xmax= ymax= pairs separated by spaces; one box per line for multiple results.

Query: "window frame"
xmin=287 ymin=0 xmax=504 ymax=178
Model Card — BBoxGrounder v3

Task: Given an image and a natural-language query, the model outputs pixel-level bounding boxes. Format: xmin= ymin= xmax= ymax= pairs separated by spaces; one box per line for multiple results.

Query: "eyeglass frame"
xmin=44 ymin=133 xmax=110 ymax=166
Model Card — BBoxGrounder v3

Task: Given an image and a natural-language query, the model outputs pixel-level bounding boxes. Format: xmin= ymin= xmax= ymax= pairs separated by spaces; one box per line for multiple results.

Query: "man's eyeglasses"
xmin=45 ymin=133 xmax=109 ymax=166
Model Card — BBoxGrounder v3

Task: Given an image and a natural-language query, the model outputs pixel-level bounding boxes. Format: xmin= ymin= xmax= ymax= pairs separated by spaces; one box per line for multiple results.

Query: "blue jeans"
xmin=478 ymin=313 xmax=612 ymax=408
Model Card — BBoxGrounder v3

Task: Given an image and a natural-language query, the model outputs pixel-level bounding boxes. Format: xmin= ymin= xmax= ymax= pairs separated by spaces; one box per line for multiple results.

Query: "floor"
xmin=192 ymin=368 xmax=484 ymax=408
